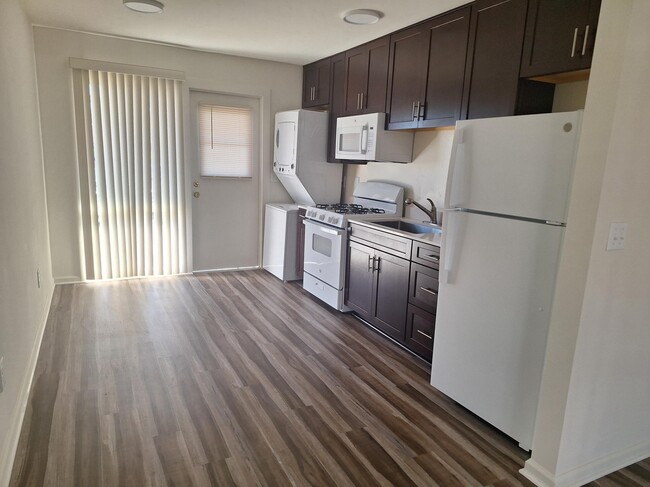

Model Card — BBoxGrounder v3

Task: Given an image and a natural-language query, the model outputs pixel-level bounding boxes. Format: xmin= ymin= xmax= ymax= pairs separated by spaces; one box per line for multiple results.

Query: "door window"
xmin=199 ymin=104 xmax=253 ymax=178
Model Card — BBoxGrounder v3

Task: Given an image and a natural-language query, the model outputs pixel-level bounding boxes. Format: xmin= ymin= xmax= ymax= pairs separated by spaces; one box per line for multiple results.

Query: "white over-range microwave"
xmin=335 ymin=112 xmax=414 ymax=163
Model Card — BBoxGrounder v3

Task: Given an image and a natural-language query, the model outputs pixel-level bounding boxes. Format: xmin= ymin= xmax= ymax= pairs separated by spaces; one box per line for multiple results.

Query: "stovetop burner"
xmin=315 ymin=203 xmax=386 ymax=215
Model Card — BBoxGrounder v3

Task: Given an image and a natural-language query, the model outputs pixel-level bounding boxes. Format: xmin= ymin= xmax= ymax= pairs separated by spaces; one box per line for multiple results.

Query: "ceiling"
xmin=20 ymin=0 xmax=470 ymax=65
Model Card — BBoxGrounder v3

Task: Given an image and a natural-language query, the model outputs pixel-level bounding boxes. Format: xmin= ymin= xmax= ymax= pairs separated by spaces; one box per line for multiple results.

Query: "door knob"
xmin=193 ymin=191 xmax=200 ymax=198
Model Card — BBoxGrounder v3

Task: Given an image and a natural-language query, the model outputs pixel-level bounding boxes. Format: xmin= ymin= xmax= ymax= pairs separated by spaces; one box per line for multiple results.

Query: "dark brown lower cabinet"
xmin=346 ymin=223 xmax=441 ymax=361
xmin=345 ymin=241 xmax=410 ymax=342
xmin=405 ymin=255 xmax=439 ymax=361
xmin=405 ymin=305 xmax=435 ymax=361
xmin=346 ymin=241 xmax=375 ymax=317
xmin=372 ymin=250 xmax=410 ymax=341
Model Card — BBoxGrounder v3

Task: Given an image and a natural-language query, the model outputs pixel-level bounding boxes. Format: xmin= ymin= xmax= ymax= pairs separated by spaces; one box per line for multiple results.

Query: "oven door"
xmin=303 ymin=220 xmax=346 ymax=289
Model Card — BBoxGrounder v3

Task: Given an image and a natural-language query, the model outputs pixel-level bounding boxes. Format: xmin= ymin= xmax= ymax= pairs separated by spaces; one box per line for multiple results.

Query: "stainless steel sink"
xmin=372 ymin=220 xmax=442 ymax=235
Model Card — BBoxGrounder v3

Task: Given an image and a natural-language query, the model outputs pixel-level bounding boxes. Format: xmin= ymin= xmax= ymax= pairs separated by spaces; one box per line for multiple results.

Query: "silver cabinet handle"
xmin=416 ymin=329 xmax=433 ymax=340
xmin=412 ymin=101 xmax=417 ymax=120
xmin=360 ymin=92 xmax=364 ymax=109
xmin=357 ymin=93 xmax=361 ymax=110
xmin=424 ymin=254 xmax=439 ymax=262
xmin=416 ymin=101 xmax=421 ymax=120
xmin=420 ymin=287 xmax=438 ymax=296
xmin=374 ymin=256 xmax=381 ymax=272
xmin=582 ymin=25 xmax=590 ymax=56
xmin=571 ymin=27 xmax=579 ymax=58
xmin=367 ymin=255 xmax=373 ymax=271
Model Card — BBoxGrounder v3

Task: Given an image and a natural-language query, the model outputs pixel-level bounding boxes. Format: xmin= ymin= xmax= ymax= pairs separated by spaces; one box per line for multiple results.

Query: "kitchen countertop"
xmin=348 ymin=218 xmax=443 ymax=247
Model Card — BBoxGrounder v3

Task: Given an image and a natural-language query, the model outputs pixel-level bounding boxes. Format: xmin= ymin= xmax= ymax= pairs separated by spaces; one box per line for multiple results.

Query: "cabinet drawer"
xmin=409 ymin=263 xmax=438 ymax=313
xmin=411 ymin=241 xmax=440 ymax=269
xmin=405 ymin=304 xmax=435 ymax=361
xmin=349 ymin=223 xmax=412 ymax=260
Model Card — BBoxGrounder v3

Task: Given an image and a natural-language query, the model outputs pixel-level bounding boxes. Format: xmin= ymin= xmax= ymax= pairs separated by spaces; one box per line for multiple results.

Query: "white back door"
xmin=189 ymin=91 xmax=260 ymax=271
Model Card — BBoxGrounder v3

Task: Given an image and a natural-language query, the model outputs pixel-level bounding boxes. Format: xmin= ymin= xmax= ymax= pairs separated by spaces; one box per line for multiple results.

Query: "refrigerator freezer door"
xmin=446 ymin=111 xmax=581 ymax=223
xmin=432 ymin=211 xmax=564 ymax=449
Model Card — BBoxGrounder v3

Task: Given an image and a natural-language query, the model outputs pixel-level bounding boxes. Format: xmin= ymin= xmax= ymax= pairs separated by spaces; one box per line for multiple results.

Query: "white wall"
xmin=32 ymin=27 xmax=302 ymax=282
xmin=0 ymin=1 xmax=54 ymax=484
xmin=522 ymin=1 xmax=650 ymax=485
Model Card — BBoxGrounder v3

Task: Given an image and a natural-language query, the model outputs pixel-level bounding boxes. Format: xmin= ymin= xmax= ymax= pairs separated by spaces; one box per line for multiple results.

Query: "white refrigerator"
xmin=430 ymin=111 xmax=582 ymax=450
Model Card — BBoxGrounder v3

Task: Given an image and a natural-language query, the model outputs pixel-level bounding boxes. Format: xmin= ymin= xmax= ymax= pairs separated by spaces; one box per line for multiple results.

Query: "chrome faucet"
xmin=405 ymin=198 xmax=437 ymax=224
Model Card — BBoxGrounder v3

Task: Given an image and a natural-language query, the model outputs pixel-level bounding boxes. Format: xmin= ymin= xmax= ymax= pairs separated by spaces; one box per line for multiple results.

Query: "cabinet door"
xmin=345 ymin=241 xmax=375 ymax=320
xmin=364 ymin=38 xmax=389 ymax=113
xmin=386 ymin=24 xmax=429 ymax=130
xmin=343 ymin=37 xmax=389 ymax=115
xmin=409 ymin=263 xmax=439 ymax=314
xmin=520 ymin=0 xmax=593 ymax=77
xmin=581 ymin=0 xmax=601 ymax=69
xmin=405 ymin=304 xmax=435 ymax=361
xmin=465 ymin=0 xmax=529 ymax=119
xmin=303 ymin=58 xmax=330 ymax=108
xmin=328 ymin=53 xmax=345 ymax=162
xmin=420 ymin=6 xmax=472 ymax=128
xmin=344 ymin=47 xmax=368 ymax=115
xmin=372 ymin=250 xmax=410 ymax=341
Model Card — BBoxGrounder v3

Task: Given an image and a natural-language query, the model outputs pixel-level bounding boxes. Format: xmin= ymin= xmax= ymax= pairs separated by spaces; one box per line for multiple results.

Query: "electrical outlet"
xmin=37 ymin=267 xmax=41 ymax=289
xmin=606 ymin=222 xmax=627 ymax=251
xmin=0 ymin=356 xmax=5 ymax=393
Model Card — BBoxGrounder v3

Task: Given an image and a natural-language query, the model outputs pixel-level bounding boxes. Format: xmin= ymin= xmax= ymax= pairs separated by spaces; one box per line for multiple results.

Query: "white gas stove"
xmin=302 ymin=181 xmax=404 ymax=311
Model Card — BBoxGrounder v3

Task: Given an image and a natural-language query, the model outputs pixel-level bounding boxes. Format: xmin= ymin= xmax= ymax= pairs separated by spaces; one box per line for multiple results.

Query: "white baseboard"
xmin=520 ymin=459 xmax=559 ymax=487
xmin=0 ymin=285 xmax=54 ymax=487
xmin=521 ymin=439 xmax=650 ymax=487
xmin=54 ymin=275 xmax=82 ymax=284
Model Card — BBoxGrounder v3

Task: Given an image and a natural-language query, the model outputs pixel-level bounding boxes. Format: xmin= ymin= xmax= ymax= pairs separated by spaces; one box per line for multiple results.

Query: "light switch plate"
xmin=606 ymin=222 xmax=627 ymax=251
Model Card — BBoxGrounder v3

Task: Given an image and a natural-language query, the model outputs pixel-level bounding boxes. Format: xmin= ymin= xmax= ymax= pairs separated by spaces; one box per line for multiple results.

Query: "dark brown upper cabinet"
xmin=464 ymin=0 xmax=553 ymax=119
xmin=386 ymin=6 xmax=472 ymax=130
xmin=342 ymin=36 xmax=390 ymax=116
xmin=302 ymin=57 xmax=331 ymax=108
xmin=520 ymin=0 xmax=601 ymax=77
xmin=327 ymin=53 xmax=345 ymax=162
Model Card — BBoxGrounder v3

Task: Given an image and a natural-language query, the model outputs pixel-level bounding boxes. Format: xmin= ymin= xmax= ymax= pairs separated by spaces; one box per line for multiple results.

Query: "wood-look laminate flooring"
xmin=10 ymin=270 xmax=650 ymax=486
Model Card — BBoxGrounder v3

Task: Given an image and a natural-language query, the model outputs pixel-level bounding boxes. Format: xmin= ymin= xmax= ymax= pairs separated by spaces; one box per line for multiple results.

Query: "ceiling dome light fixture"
xmin=342 ymin=9 xmax=383 ymax=25
xmin=123 ymin=0 xmax=164 ymax=14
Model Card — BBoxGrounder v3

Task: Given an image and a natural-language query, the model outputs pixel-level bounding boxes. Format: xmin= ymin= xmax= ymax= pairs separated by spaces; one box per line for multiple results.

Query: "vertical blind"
xmin=76 ymin=69 xmax=187 ymax=279
xmin=199 ymin=104 xmax=253 ymax=178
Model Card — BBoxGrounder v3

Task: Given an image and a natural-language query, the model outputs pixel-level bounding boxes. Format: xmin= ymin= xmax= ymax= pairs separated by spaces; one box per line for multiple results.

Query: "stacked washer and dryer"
xmin=262 ymin=110 xmax=342 ymax=281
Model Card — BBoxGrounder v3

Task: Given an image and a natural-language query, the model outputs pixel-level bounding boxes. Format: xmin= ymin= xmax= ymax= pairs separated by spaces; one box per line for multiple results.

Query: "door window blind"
xmin=74 ymin=69 xmax=187 ymax=279
xmin=199 ymin=104 xmax=253 ymax=178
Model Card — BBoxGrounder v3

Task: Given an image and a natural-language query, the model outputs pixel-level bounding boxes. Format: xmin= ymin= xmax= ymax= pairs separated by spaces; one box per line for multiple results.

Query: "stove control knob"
xmin=319 ymin=215 xmax=325 ymax=221
xmin=332 ymin=217 xmax=339 ymax=225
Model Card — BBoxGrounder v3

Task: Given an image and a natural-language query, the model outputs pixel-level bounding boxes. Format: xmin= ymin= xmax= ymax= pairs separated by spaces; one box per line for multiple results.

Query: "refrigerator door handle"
xmin=441 ymin=210 xmax=465 ymax=285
